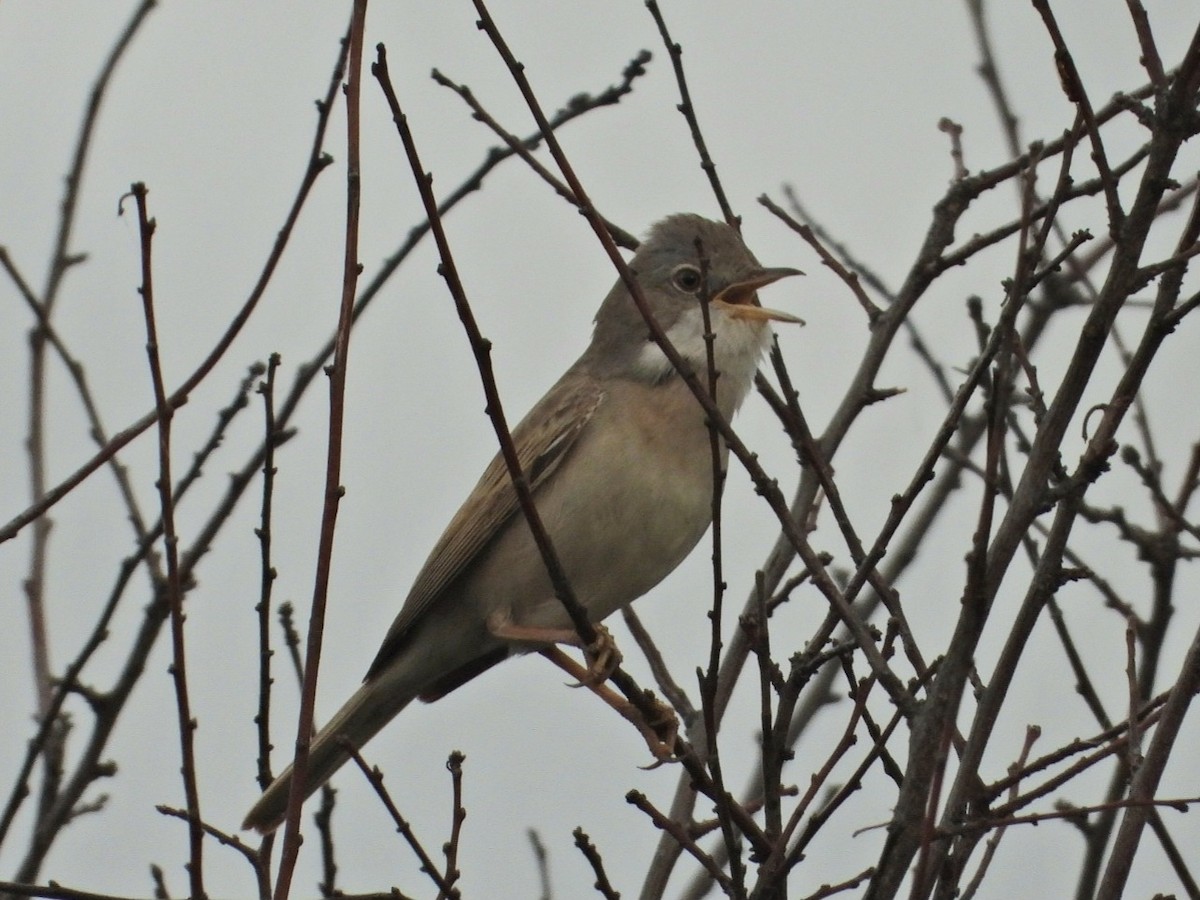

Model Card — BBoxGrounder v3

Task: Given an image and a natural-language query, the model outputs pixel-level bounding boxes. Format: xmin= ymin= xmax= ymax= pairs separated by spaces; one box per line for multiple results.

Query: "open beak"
xmin=712 ymin=266 xmax=804 ymax=323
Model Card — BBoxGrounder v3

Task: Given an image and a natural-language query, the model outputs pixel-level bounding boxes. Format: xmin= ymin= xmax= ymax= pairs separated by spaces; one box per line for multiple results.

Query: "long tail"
xmin=242 ymin=675 xmax=414 ymax=833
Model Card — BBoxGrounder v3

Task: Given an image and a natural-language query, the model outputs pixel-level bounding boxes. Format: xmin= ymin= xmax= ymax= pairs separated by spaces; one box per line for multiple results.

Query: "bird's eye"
xmin=671 ymin=264 xmax=703 ymax=294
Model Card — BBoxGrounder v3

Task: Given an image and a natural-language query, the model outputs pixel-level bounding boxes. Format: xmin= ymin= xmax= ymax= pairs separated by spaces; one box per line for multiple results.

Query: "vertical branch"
xmin=574 ymin=828 xmax=620 ymax=900
xmin=693 ymin=240 xmax=744 ymax=893
xmin=1124 ymin=616 xmax=1144 ymax=773
xmin=21 ymin=0 xmax=155 ymax=790
xmin=252 ymin=353 xmax=282 ymax=896
xmin=696 ymin=242 xmax=725 ymax=697
xmin=1031 ymin=0 xmax=1124 ymax=237
xmin=255 ymin=353 xmax=283 ymax=794
xmin=126 ymin=182 xmax=205 ymax=899
xmin=438 ymin=752 xmax=467 ymax=900
xmin=752 ymin=572 xmax=783 ymax=852
xmin=1095 ymin=619 xmax=1200 ymax=900
xmin=314 ymin=786 xmax=339 ymax=899
xmin=273 ymin=2 xmax=368 ymax=896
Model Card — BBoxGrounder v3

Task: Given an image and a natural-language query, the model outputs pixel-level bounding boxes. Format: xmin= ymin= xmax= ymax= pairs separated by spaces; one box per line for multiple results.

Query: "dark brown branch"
xmin=372 ymin=42 xmax=597 ymax=647
xmin=627 ymin=790 xmax=734 ymax=894
xmin=573 ymin=827 xmax=621 ymax=900
xmin=254 ymin=353 xmax=282 ymax=792
xmin=438 ymin=752 xmax=467 ymax=900
xmin=343 ymin=748 xmax=458 ymax=897
xmin=272 ymin=4 xmax=366 ymax=896
xmin=644 ymin=0 xmax=736 ymax=225
xmin=126 ymin=182 xmax=205 ymax=897
xmin=430 ymin=60 xmax=647 ymax=250
xmin=760 ymin=197 xmax=878 ymax=321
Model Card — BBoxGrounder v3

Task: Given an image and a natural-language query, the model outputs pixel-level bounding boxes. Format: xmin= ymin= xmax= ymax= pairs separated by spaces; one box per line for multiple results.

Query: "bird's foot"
xmin=538 ymin=645 xmax=678 ymax=764
xmin=576 ymin=624 xmax=623 ymax=687
xmin=630 ymin=693 xmax=679 ymax=767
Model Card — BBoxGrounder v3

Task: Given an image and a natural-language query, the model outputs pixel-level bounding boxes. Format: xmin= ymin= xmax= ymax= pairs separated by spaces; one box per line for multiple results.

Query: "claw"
xmin=633 ymin=693 xmax=679 ymax=765
xmin=539 ymin=643 xmax=678 ymax=764
xmin=571 ymin=624 xmax=623 ymax=687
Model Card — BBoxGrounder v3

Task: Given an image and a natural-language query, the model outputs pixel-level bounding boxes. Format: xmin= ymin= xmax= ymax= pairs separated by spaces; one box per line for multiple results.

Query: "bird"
xmin=242 ymin=213 xmax=801 ymax=833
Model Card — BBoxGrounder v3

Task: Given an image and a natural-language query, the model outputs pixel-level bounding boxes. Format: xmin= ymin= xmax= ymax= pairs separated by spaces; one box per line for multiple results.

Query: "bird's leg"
xmin=539 ymin=645 xmax=676 ymax=763
xmin=487 ymin=613 xmax=622 ymax=684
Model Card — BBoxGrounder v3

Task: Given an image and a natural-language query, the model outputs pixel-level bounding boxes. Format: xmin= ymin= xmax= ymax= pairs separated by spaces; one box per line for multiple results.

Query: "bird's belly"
xmin=467 ymin=381 xmax=722 ymax=633
xmin=557 ymin=456 xmax=713 ymax=620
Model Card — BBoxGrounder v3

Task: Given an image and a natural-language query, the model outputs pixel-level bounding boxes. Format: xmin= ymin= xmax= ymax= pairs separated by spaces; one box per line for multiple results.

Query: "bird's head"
xmin=585 ymin=214 xmax=802 ymax=394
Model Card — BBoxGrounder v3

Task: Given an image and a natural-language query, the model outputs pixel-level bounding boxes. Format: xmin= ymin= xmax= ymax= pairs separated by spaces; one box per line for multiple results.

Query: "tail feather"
xmin=242 ymin=676 xmax=414 ymax=833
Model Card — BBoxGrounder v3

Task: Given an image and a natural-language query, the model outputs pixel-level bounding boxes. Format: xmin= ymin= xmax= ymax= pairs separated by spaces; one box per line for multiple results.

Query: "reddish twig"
xmin=272 ymin=3 xmax=367 ymax=896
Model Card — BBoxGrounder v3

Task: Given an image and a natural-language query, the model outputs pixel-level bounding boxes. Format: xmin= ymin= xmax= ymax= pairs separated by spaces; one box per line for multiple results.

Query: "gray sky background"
xmin=2 ymin=2 xmax=1199 ymax=898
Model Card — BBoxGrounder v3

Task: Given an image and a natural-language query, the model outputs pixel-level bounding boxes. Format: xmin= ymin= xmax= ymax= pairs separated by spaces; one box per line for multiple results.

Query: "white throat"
xmin=632 ymin=305 xmax=772 ymax=412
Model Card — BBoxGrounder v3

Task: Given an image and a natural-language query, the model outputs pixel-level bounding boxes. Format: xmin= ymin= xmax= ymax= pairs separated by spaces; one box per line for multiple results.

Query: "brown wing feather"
xmin=365 ymin=375 xmax=605 ymax=680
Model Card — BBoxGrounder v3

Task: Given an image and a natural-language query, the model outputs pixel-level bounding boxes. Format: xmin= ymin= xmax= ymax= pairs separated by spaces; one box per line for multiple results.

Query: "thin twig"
xmin=1031 ymin=0 xmax=1125 ymax=237
xmin=126 ymin=182 xmax=205 ymax=898
xmin=0 ymin=15 xmax=342 ymax=549
xmin=439 ymin=752 xmax=467 ymax=900
xmin=343 ymin=748 xmax=458 ymax=897
xmin=626 ymin=790 xmax=734 ymax=894
xmin=272 ymin=4 xmax=367 ymax=896
xmin=430 ymin=60 xmax=647 ymax=250
xmin=644 ymin=0 xmax=736 ymax=224
xmin=573 ymin=828 xmax=620 ymax=900
xmin=527 ymin=829 xmax=551 ymax=900
xmin=254 ymin=353 xmax=282 ymax=791
xmin=15 ymin=0 xmax=157 ymax=847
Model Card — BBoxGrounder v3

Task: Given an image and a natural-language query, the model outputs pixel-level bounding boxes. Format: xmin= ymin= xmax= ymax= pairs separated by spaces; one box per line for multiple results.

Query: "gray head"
xmin=577 ymin=214 xmax=801 ymax=399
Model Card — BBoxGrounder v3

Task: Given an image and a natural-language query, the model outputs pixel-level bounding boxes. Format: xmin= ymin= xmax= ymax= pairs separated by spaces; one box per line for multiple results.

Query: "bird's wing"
xmin=364 ymin=375 xmax=605 ymax=680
